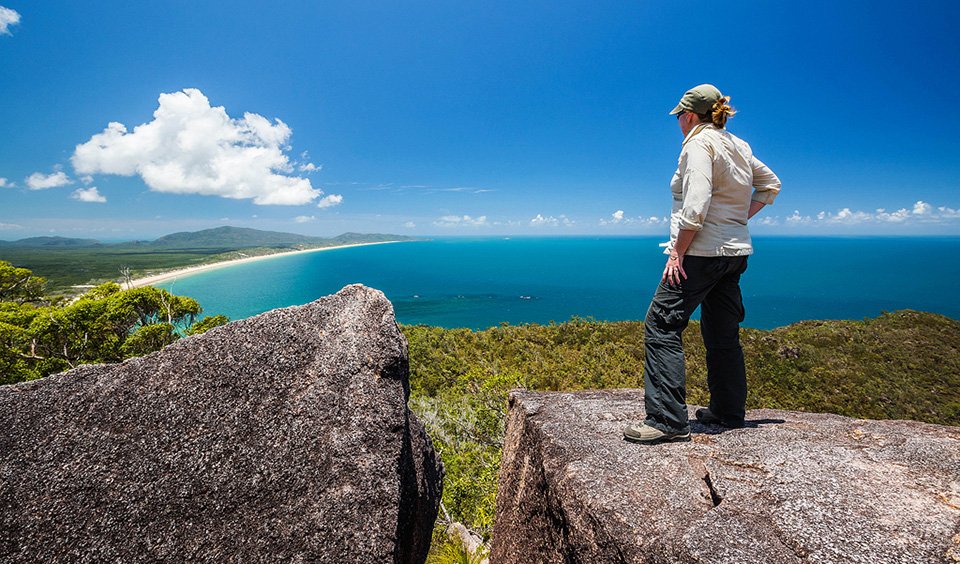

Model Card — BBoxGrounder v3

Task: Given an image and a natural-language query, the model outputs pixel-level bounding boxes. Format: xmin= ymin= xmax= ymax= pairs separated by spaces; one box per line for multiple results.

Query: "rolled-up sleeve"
xmin=751 ymin=156 xmax=781 ymax=205
xmin=677 ymin=140 xmax=713 ymax=231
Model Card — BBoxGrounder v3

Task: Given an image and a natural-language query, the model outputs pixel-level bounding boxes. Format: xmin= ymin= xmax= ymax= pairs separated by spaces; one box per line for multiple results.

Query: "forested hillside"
xmin=404 ymin=312 xmax=960 ymax=548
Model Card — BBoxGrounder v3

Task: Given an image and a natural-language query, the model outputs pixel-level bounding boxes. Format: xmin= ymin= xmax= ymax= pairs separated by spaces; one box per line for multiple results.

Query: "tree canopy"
xmin=0 ymin=262 xmax=228 ymax=385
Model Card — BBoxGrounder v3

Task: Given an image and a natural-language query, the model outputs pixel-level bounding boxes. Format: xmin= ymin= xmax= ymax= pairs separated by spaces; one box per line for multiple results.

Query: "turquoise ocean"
xmin=157 ymin=237 xmax=960 ymax=330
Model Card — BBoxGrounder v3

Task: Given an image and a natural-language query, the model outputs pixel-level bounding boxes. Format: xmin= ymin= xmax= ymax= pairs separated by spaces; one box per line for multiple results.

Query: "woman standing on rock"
xmin=623 ymin=84 xmax=781 ymax=444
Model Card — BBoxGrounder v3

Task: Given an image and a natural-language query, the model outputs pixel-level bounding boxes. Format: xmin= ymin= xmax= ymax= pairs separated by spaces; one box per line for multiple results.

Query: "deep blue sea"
xmin=157 ymin=237 xmax=960 ymax=330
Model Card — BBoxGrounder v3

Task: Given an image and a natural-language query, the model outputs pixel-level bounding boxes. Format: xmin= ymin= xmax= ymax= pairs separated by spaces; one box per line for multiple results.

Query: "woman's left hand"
xmin=661 ymin=254 xmax=687 ymax=287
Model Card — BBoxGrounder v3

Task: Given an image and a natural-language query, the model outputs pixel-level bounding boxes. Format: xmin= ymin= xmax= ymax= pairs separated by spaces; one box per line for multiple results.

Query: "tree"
xmin=0 ymin=266 xmax=229 ymax=384
xmin=0 ymin=261 xmax=46 ymax=304
xmin=187 ymin=315 xmax=229 ymax=336
xmin=119 ymin=265 xmax=133 ymax=289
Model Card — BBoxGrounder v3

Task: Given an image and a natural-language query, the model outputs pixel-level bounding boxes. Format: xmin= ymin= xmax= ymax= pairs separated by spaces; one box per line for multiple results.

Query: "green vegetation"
xmin=0 ymin=227 xmax=419 ymax=291
xmin=0 ymin=261 xmax=227 ymax=384
xmin=426 ymin=531 xmax=488 ymax=564
xmin=2 ymin=256 xmax=956 ymax=556
xmin=405 ymin=312 xmax=960 ymax=554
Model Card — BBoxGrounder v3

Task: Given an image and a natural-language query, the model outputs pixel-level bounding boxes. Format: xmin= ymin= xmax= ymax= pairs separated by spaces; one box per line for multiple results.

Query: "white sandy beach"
xmin=128 ymin=241 xmax=400 ymax=288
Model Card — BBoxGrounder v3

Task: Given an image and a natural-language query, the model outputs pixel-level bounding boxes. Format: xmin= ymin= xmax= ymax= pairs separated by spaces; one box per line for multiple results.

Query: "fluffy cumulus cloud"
xmin=0 ymin=6 xmax=20 ymax=35
xmin=828 ymin=208 xmax=873 ymax=224
xmin=71 ymin=89 xmax=322 ymax=205
xmin=785 ymin=210 xmax=812 ymax=225
xmin=433 ymin=214 xmax=488 ymax=227
xmin=912 ymin=201 xmax=933 ymax=216
xmin=820 ymin=200 xmax=954 ymax=224
xmin=599 ymin=210 xmax=668 ymax=227
xmin=874 ymin=208 xmax=910 ymax=223
xmin=0 ymin=177 xmax=12 ymax=188
xmin=71 ymin=187 xmax=107 ymax=203
xmin=26 ymin=171 xmax=71 ymax=190
xmin=776 ymin=201 xmax=959 ymax=228
xmin=316 ymin=194 xmax=343 ymax=209
xmin=529 ymin=214 xmax=574 ymax=227
xmin=938 ymin=206 xmax=960 ymax=219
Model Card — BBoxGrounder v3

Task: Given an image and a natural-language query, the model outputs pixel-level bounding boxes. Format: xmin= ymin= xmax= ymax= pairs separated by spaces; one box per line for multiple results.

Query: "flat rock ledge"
xmin=0 ymin=284 xmax=442 ymax=563
xmin=491 ymin=389 xmax=960 ymax=563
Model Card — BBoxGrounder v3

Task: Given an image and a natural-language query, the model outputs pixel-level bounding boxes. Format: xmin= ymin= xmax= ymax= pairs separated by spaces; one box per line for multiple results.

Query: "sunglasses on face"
xmin=676 ymin=111 xmax=687 ymax=119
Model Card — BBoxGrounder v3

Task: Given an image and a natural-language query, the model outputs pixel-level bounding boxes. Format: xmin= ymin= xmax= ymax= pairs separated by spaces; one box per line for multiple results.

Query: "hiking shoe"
xmin=695 ymin=408 xmax=744 ymax=429
xmin=623 ymin=423 xmax=691 ymax=444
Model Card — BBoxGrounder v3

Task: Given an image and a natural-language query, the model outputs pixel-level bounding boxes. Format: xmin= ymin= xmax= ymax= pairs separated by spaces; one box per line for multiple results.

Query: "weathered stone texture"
xmin=492 ymin=389 xmax=960 ymax=563
xmin=0 ymin=284 xmax=442 ymax=563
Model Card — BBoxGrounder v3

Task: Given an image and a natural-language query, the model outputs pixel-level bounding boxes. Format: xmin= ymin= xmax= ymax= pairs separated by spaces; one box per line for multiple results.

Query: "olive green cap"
xmin=669 ymin=84 xmax=723 ymax=115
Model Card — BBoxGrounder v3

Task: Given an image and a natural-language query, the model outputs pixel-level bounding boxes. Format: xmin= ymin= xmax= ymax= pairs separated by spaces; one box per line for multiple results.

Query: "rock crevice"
xmin=491 ymin=389 xmax=960 ymax=563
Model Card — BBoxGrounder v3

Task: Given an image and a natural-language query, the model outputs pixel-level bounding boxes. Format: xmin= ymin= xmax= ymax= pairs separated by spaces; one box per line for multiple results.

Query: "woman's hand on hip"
xmin=662 ymin=254 xmax=687 ymax=287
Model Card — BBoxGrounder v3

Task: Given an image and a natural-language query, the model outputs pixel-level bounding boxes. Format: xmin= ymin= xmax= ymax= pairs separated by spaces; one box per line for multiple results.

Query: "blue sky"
xmin=1 ymin=0 xmax=959 ymax=239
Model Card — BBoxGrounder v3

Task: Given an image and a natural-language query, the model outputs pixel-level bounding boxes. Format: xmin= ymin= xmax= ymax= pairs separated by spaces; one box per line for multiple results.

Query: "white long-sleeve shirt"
xmin=667 ymin=123 xmax=781 ymax=256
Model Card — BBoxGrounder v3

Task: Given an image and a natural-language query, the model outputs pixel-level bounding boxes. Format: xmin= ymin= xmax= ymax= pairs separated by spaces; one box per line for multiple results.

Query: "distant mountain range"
xmin=0 ymin=226 xmax=418 ymax=249
xmin=0 ymin=236 xmax=103 ymax=248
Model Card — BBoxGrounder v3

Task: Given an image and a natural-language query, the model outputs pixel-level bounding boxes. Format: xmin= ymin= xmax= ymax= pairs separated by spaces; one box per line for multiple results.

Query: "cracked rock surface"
xmin=0 ymin=284 xmax=442 ymax=563
xmin=491 ymin=389 xmax=960 ymax=563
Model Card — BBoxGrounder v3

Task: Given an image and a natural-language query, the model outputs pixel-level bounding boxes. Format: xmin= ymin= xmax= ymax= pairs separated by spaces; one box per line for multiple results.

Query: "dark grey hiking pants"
xmin=643 ymin=255 xmax=748 ymax=433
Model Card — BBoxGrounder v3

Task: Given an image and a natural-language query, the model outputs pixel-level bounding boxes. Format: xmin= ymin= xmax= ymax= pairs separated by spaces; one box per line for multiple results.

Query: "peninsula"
xmin=128 ymin=240 xmax=401 ymax=288
xmin=0 ymin=226 xmax=420 ymax=293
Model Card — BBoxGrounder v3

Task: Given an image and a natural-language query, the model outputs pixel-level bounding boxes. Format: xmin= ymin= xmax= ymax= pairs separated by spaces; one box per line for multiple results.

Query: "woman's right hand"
xmin=661 ymin=254 xmax=687 ymax=287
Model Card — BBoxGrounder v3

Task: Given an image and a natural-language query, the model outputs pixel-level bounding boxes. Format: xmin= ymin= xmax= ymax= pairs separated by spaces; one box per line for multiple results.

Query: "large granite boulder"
xmin=492 ymin=389 xmax=960 ymax=563
xmin=0 ymin=284 xmax=442 ymax=563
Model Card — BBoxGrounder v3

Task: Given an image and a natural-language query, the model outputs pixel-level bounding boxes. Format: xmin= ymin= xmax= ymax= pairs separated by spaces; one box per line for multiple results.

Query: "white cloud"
xmin=0 ymin=222 xmax=21 ymax=230
xmin=757 ymin=216 xmax=779 ymax=226
xmin=875 ymin=208 xmax=910 ymax=223
xmin=938 ymin=206 xmax=960 ymax=219
xmin=404 ymin=221 xmax=416 ymax=228
xmin=26 ymin=171 xmax=71 ymax=190
xmin=0 ymin=6 xmax=20 ymax=35
xmin=599 ymin=210 xmax=667 ymax=227
xmin=530 ymin=214 xmax=574 ymax=227
xmin=71 ymin=187 xmax=107 ymax=203
xmin=80 ymin=175 xmax=94 ymax=185
xmin=828 ymin=208 xmax=873 ymax=224
xmin=71 ymin=88 xmax=321 ymax=205
xmin=912 ymin=201 xmax=932 ymax=215
xmin=787 ymin=201 xmax=960 ymax=228
xmin=294 ymin=215 xmax=316 ymax=223
xmin=299 ymin=162 xmax=320 ymax=173
xmin=439 ymin=187 xmax=494 ymax=194
xmin=316 ymin=194 xmax=343 ymax=209
xmin=785 ymin=210 xmax=812 ymax=225
xmin=433 ymin=214 xmax=489 ymax=227
xmin=598 ymin=210 xmax=626 ymax=225
xmin=530 ymin=213 xmax=554 ymax=226
xmin=0 ymin=177 xmax=13 ymax=188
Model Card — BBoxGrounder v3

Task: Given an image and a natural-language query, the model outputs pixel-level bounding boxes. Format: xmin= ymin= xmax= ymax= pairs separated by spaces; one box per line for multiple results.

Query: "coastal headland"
xmin=127 ymin=240 xmax=401 ymax=288
xmin=0 ymin=226 xmax=418 ymax=293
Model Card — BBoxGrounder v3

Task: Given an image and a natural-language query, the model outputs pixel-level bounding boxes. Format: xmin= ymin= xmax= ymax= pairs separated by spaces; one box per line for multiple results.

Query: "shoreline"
xmin=128 ymin=241 xmax=401 ymax=288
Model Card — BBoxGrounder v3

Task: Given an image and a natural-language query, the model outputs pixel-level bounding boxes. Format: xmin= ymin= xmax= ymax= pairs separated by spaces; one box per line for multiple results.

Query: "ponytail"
xmin=709 ymin=96 xmax=736 ymax=129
